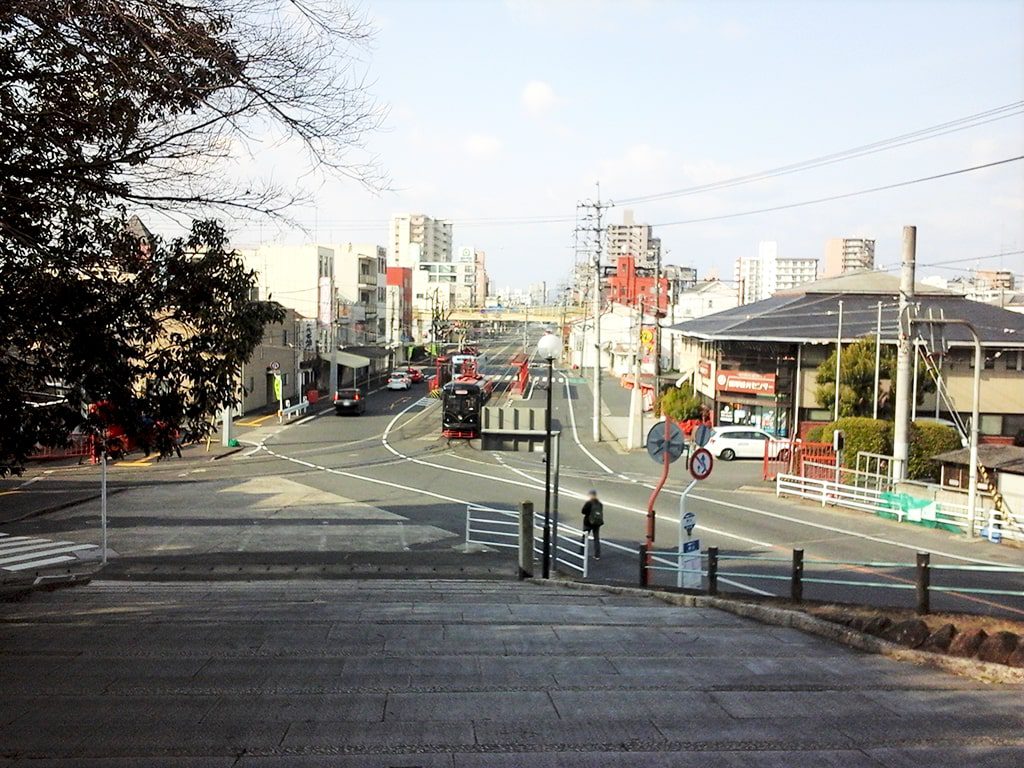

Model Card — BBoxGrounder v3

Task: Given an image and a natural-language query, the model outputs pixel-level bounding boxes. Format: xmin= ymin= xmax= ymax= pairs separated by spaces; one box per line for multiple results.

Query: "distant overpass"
xmin=443 ymin=305 xmax=586 ymax=324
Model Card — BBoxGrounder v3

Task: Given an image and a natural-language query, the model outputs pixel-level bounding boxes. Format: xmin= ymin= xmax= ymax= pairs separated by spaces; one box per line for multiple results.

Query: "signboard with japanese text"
xmin=715 ymin=370 xmax=776 ymax=396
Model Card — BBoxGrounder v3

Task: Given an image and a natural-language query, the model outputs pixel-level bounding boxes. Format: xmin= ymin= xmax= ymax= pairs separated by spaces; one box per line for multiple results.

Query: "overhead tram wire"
xmin=616 ymin=100 xmax=1024 ymax=206
xmin=650 ymin=154 xmax=1024 ymax=228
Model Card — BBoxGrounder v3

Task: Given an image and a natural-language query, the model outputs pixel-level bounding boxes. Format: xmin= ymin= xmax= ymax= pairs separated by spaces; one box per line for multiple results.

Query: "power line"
xmin=651 ymin=154 xmax=1024 ymax=228
xmin=617 ymin=101 xmax=1024 ymax=205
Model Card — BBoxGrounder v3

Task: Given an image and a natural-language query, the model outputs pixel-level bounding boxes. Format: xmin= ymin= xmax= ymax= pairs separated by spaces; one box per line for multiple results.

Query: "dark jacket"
xmin=582 ymin=499 xmax=604 ymax=530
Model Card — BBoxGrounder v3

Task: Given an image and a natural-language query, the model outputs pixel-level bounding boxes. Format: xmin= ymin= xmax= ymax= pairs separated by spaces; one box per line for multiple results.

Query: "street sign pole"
xmin=645 ymin=419 xmax=671 ymax=570
xmin=677 ymin=479 xmax=697 ymax=588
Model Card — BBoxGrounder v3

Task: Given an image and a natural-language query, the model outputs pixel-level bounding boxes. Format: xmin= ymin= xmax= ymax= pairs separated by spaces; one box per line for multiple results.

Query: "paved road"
xmin=1 ymin=578 xmax=1020 ymax=765
xmin=2 ymin=334 xmax=1023 ymax=617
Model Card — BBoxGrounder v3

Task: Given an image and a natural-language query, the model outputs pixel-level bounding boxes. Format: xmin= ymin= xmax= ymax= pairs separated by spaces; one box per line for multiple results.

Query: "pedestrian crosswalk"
xmin=0 ymin=532 xmax=99 ymax=574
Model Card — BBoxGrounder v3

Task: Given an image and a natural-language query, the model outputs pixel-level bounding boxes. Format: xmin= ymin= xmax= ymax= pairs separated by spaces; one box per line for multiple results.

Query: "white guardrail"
xmin=775 ymin=472 xmax=1023 ymax=542
xmin=464 ymin=504 xmax=589 ymax=576
xmin=279 ymin=398 xmax=309 ymax=422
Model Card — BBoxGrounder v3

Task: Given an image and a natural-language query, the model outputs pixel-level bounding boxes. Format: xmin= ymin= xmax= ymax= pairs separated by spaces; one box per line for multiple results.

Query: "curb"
xmin=531 ymin=578 xmax=1024 ymax=685
xmin=0 ymin=487 xmax=129 ymax=526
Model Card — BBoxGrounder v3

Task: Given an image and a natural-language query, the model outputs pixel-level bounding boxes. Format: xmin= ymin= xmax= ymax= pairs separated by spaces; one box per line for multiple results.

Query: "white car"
xmin=705 ymin=426 xmax=788 ymax=461
xmin=386 ymin=372 xmax=411 ymax=391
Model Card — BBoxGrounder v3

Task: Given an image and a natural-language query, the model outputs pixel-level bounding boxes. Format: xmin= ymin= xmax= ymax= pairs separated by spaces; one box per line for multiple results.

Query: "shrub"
xmin=657 ymin=382 xmax=702 ymax=421
xmin=816 ymin=417 xmax=892 ymax=468
xmin=908 ymin=420 xmax=962 ymax=481
xmin=805 ymin=424 xmax=826 ymax=443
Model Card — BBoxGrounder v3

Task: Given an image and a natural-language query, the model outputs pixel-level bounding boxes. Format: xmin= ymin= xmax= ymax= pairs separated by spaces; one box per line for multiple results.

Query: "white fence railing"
xmin=465 ymin=504 xmax=520 ymax=551
xmin=279 ymin=398 xmax=309 ymax=422
xmin=464 ymin=504 xmax=589 ymax=576
xmin=774 ymin=472 xmax=1014 ymax=539
xmin=533 ymin=513 xmax=588 ymax=578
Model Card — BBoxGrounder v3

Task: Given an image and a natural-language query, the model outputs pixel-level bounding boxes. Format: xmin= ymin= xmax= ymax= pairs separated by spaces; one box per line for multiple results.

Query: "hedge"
xmin=809 ymin=417 xmax=960 ymax=480
xmin=908 ymin=421 xmax=962 ymax=481
xmin=816 ymin=417 xmax=892 ymax=466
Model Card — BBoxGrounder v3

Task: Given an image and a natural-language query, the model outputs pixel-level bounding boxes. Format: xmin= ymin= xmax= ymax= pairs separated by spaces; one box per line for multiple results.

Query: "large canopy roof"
xmin=669 ymin=272 xmax=1024 ymax=348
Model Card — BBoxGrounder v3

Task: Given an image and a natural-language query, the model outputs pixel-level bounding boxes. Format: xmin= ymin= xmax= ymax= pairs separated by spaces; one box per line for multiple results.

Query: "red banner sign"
xmin=715 ymin=370 xmax=776 ymax=395
xmin=698 ymin=360 xmax=712 ymax=378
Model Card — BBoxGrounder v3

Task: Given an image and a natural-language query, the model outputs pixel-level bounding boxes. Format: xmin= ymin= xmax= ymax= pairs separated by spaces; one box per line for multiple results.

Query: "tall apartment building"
xmin=975 ymin=269 xmax=1015 ymax=291
xmin=735 ymin=241 xmax=818 ymax=304
xmin=390 ymin=213 xmax=453 ymax=267
xmin=775 ymin=257 xmax=818 ymax=291
xmin=389 ymin=214 xmax=457 ymax=343
xmin=334 ymin=243 xmax=387 ymax=344
xmin=607 ymin=209 xmax=661 ymax=269
xmin=453 ymin=245 xmax=489 ymax=307
xmin=823 ymin=238 xmax=875 ymax=277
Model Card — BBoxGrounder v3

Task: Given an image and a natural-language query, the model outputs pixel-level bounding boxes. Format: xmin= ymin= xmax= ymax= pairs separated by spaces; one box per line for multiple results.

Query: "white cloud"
xmin=521 ymin=81 xmax=557 ymax=115
xmin=464 ymin=134 xmax=503 ymax=157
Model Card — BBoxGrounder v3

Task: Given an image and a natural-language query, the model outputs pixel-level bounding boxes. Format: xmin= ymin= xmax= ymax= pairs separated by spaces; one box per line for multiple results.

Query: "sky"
xmin=218 ymin=0 xmax=1024 ymax=292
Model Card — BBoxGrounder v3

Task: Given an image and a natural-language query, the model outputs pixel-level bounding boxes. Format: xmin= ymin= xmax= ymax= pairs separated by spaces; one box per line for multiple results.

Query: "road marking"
xmin=120 ymin=453 xmax=159 ymax=467
xmin=0 ymin=534 xmax=98 ymax=573
xmin=237 ymin=413 xmax=278 ymax=427
xmin=294 ymin=413 xmax=317 ymax=426
xmin=18 ymin=476 xmax=41 ymax=488
xmin=562 ymin=373 xmax=614 ymax=474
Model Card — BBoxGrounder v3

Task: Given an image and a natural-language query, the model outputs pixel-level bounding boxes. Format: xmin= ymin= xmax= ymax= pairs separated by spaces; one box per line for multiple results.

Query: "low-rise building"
xmin=239 ymin=307 xmax=317 ymax=414
xmin=667 ymin=271 xmax=1024 ymax=438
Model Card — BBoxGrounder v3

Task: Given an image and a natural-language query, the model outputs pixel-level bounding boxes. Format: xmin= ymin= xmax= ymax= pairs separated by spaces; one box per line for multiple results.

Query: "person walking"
xmin=581 ymin=489 xmax=604 ymax=560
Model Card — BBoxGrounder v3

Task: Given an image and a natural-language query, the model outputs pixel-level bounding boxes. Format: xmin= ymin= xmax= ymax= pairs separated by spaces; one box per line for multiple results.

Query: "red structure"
xmin=386 ymin=266 xmax=413 ymax=337
xmin=604 ymin=255 xmax=669 ymax=314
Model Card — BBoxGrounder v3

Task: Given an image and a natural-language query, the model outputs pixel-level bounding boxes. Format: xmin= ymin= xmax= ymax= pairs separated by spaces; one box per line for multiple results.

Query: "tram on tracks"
xmin=440 ymin=354 xmax=493 ymax=438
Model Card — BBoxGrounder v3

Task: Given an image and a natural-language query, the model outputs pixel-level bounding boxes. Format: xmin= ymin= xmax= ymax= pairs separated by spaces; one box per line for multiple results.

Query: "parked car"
xmin=334 ymin=387 xmax=365 ymax=415
xmin=705 ymin=426 xmax=787 ymax=461
xmin=386 ymin=372 xmax=412 ymax=391
xmin=401 ymin=367 xmax=424 ymax=383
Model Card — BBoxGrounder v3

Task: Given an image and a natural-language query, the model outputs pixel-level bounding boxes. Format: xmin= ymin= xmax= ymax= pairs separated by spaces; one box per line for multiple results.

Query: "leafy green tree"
xmin=815 ymin=337 xmax=895 ymax=418
xmin=815 ymin=336 xmax=935 ymax=419
xmin=0 ymin=1 xmax=380 ymax=472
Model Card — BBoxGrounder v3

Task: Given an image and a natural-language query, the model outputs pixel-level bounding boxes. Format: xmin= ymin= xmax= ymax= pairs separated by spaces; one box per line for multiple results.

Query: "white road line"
xmin=0 ymin=544 xmax=98 ymax=568
xmin=0 ymin=538 xmax=50 ymax=550
xmin=293 ymin=413 xmax=317 ymax=426
xmin=562 ymin=373 xmax=614 ymax=474
xmin=18 ymin=476 xmax=41 ymax=488
xmin=0 ymin=541 xmax=76 ymax=557
xmin=3 ymin=555 xmax=78 ymax=572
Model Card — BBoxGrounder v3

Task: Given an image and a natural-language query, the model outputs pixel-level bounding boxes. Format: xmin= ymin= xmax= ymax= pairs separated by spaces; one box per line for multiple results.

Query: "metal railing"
xmin=464 ymin=504 xmax=590 ymax=576
xmin=638 ymin=546 xmax=1024 ymax=614
xmin=533 ymin=513 xmax=588 ymax=578
xmin=279 ymin=398 xmax=310 ymax=422
xmin=775 ymin=472 xmax=987 ymax=537
xmin=465 ymin=504 xmax=520 ymax=551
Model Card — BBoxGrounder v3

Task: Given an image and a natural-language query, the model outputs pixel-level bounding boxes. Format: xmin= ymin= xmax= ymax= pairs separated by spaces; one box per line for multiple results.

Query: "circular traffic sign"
xmin=693 ymin=424 xmax=712 ymax=447
xmin=269 ymin=361 xmax=281 ymax=372
xmin=689 ymin=448 xmax=714 ymax=480
xmin=646 ymin=420 xmax=686 ymax=464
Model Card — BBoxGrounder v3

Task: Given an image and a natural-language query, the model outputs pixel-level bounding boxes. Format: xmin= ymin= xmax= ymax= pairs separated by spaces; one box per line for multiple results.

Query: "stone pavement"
xmin=0 ymin=578 xmax=1021 ymax=766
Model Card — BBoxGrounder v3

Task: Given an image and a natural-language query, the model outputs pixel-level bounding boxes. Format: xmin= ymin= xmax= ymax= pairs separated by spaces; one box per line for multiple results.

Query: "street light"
xmin=537 ymin=330 xmax=562 ymax=579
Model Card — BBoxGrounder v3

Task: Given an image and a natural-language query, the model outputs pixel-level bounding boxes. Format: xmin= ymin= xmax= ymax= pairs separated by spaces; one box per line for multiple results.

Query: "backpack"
xmin=587 ymin=500 xmax=604 ymax=527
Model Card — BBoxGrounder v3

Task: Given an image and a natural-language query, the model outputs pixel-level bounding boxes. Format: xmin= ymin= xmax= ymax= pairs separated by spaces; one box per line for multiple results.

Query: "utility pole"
xmin=872 ymin=300 xmax=882 ymax=419
xmin=575 ymin=187 xmax=612 ymax=442
xmin=833 ymin=300 xmax=843 ymax=422
xmin=653 ymin=247 xmax=663 ymax=387
xmin=892 ymin=225 xmax=916 ymax=482
xmin=627 ymin=299 xmax=644 ymax=451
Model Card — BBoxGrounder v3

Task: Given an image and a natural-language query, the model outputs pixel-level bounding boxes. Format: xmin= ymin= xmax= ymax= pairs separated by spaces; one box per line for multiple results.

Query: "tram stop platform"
xmin=0 ymin=578 xmax=1021 ymax=766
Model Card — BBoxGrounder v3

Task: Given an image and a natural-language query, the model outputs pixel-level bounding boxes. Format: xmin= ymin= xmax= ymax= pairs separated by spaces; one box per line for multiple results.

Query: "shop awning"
xmin=337 ymin=351 xmax=370 ymax=368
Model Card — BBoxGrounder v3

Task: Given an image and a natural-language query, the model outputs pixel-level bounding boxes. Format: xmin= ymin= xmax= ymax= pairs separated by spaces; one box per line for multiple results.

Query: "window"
xmin=282 ymin=329 xmax=288 ymax=345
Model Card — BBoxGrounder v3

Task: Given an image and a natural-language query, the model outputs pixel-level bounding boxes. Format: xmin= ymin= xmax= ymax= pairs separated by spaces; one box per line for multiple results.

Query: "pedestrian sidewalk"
xmin=0 ymin=577 xmax=1019 ymax=764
